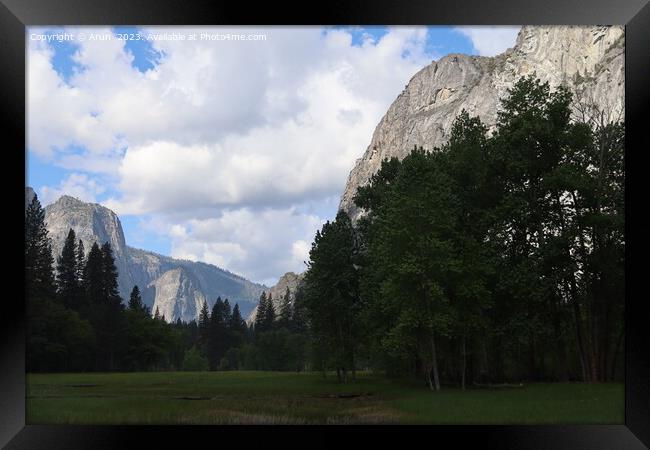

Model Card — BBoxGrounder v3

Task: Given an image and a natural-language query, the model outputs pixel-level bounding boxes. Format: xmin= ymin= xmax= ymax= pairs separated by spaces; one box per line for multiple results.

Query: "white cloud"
xmin=167 ymin=207 xmax=324 ymax=286
xmin=28 ymin=26 xmax=439 ymax=283
xmin=291 ymin=240 xmax=311 ymax=267
xmin=455 ymin=26 xmax=521 ymax=56
xmin=39 ymin=173 xmax=106 ymax=206
xmin=30 ymin=27 xmax=436 ymax=213
xmin=27 ymin=31 xmax=126 ymax=164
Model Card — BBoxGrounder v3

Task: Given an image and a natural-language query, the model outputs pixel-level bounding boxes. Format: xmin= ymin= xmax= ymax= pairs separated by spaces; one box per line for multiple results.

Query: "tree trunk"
xmin=610 ymin=327 xmax=624 ymax=381
xmin=425 ymin=363 xmax=434 ymax=391
xmin=569 ymin=193 xmax=592 ymax=383
xmin=528 ymin=333 xmax=537 ymax=381
xmin=553 ymin=311 xmax=570 ymax=381
xmin=351 ymin=345 xmax=356 ymax=381
xmin=569 ymin=278 xmax=589 ymax=382
xmin=430 ymin=334 xmax=440 ymax=391
xmin=336 ymin=368 xmax=342 ymax=383
xmin=481 ymin=339 xmax=490 ymax=382
xmin=461 ymin=336 xmax=467 ymax=390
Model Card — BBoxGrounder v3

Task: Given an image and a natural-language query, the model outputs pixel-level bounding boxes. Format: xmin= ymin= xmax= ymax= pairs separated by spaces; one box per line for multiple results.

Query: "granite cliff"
xmin=246 ymin=271 xmax=304 ymax=324
xmin=31 ymin=190 xmax=266 ymax=322
xmin=339 ymin=25 xmax=625 ymax=220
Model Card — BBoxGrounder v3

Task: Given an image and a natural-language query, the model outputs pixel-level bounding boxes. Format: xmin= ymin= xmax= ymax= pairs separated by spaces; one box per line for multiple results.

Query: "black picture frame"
xmin=2 ymin=0 xmax=648 ymax=448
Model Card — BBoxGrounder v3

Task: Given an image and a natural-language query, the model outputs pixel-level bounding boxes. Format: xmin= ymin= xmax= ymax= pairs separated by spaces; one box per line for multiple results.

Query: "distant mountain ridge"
xmin=29 ymin=189 xmax=266 ymax=322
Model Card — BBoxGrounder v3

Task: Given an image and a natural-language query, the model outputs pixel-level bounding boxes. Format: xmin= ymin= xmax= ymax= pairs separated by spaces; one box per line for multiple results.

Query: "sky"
xmin=26 ymin=25 xmax=520 ymax=286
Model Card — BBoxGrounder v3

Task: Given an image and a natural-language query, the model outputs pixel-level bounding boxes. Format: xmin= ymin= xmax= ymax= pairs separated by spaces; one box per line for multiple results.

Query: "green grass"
xmin=26 ymin=371 xmax=623 ymax=425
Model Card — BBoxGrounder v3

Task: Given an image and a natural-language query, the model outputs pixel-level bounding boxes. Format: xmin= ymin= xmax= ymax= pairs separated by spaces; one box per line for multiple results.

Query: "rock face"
xmin=25 ymin=187 xmax=36 ymax=211
xmin=339 ymin=25 xmax=625 ymax=220
xmin=44 ymin=195 xmax=132 ymax=301
xmin=33 ymin=189 xmax=266 ymax=322
xmin=246 ymin=271 xmax=304 ymax=324
xmin=148 ymin=267 xmax=207 ymax=322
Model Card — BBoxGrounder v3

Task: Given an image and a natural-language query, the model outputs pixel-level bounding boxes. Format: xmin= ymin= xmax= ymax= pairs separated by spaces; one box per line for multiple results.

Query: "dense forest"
xmin=300 ymin=76 xmax=624 ymax=387
xmin=25 ymin=195 xmax=309 ymax=373
xmin=26 ymin=76 xmax=624 ymax=388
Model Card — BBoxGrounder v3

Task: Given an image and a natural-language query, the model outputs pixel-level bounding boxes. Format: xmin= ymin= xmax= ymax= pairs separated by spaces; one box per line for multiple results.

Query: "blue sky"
xmin=27 ymin=25 xmax=520 ymax=285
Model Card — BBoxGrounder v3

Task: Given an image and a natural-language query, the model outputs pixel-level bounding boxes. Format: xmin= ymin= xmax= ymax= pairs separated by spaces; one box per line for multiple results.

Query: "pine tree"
xmin=228 ymin=303 xmax=247 ymax=368
xmin=264 ymin=293 xmax=276 ymax=329
xmin=254 ymin=291 xmax=276 ymax=333
xmin=198 ymin=300 xmax=210 ymax=355
xmin=25 ymin=194 xmax=56 ymax=303
xmin=101 ymin=242 xmax=122 ymax=307
xmin=230 ymin=303 xmax=247 ymax=338
xmin=302 ymin=211 xmax=360 ymax=383
xmin=223 ymin=298 xmax=232 ymax=322
xmin=254 ymin=292 xmax=268 ymax=333
xmin=76 ymin=239 xmax=85 ymax=283
xmin=82 ymin=242 xmax=124 ymax=370
xmin=82 ymin=243 xmax=104 ymax=312
xmin=291 ymin=285 xmax=308 ymax=334
xmin=26 ymin=193 xmax=61 ymax=372
xmin=278 ymin=286 xmax=292 ymax=328
xmin=208 ymin=297 xmax=229 ymax=369
xmin=56 ymin=228 xmax=80 ymax=310
xmin=128 ymin=285 xmax=146 ymax=314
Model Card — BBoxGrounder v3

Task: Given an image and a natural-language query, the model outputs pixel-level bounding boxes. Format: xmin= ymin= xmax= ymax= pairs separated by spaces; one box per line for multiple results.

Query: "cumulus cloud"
xmin=28 ymin=25 xmax=439 ymax=284
xmin=30 ymin=26 xmax=435 ymax=213
xmin=39 ymin=173 xmax=107 ymax=206
xmin=168 ymin=207 xmax=324 ymax=286
xmin=455 ymin=26 xmax=521 ymax=56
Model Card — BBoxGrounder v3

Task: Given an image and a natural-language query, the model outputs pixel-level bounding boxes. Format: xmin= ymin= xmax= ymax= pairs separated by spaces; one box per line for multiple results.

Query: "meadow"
xmin=26 ymin=372 xmax=624 ymax=425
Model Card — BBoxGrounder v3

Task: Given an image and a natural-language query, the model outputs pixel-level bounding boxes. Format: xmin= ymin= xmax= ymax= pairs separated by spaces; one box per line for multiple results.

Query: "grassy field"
xmin=26 ymin=371 xmax=623 ymax=425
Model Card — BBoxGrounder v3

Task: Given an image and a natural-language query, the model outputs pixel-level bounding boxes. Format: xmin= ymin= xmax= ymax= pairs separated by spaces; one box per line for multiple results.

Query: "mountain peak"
xmin=40 ymin=193 xmax=264 ymax=322
xmin=56 ymin=194 xmax=85 ymax=204
xmin=25 ymin=186 xmax=36 ymax=210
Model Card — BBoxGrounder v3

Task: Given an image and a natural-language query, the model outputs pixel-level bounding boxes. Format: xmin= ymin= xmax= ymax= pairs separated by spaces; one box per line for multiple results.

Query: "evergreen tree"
xmin=230 ymin=303 xmax=246 ymax=331
xmin=128 ymin=285 xmax=147 ymax=315
xmin=82 ymin=243 xmax=104 ymax=315
xmin=230 ymin=303 xmax=247 ymax=346
xmin=83 ymin=242 xmax=124 ymax=370
xmin=197 ymin=300 xmax=210 ymax=355
xmin=291 ymin=285 xmax=308 ymax=334
xmin=302 ymin=211 xmax=360 ymax=383
xmin=278 ymin=286 xmax=292 ymax=328
xmin=259 ymin=293 xmax=276 ymax=332
xmin=76 ymin=239 xmax=85 ymax=283
xmin=25 ymin=194 xmax=95 ymax=372
xmin=223 ymin=298 xmax=232 ymax=320
xmin=264 ymin=294 xmax=276 ymax=330
xmin=254 ymin=292 xmax=269 ymax=333
xmin=101 ymin=242 xmax=122 ymax=307
xmin=56 ymin=228 xmax=80 ymax=310
xmin=208 ymin=297 xmax=230 ymax=369
xmin=25 ymin=194 xmax=56 ymax=303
